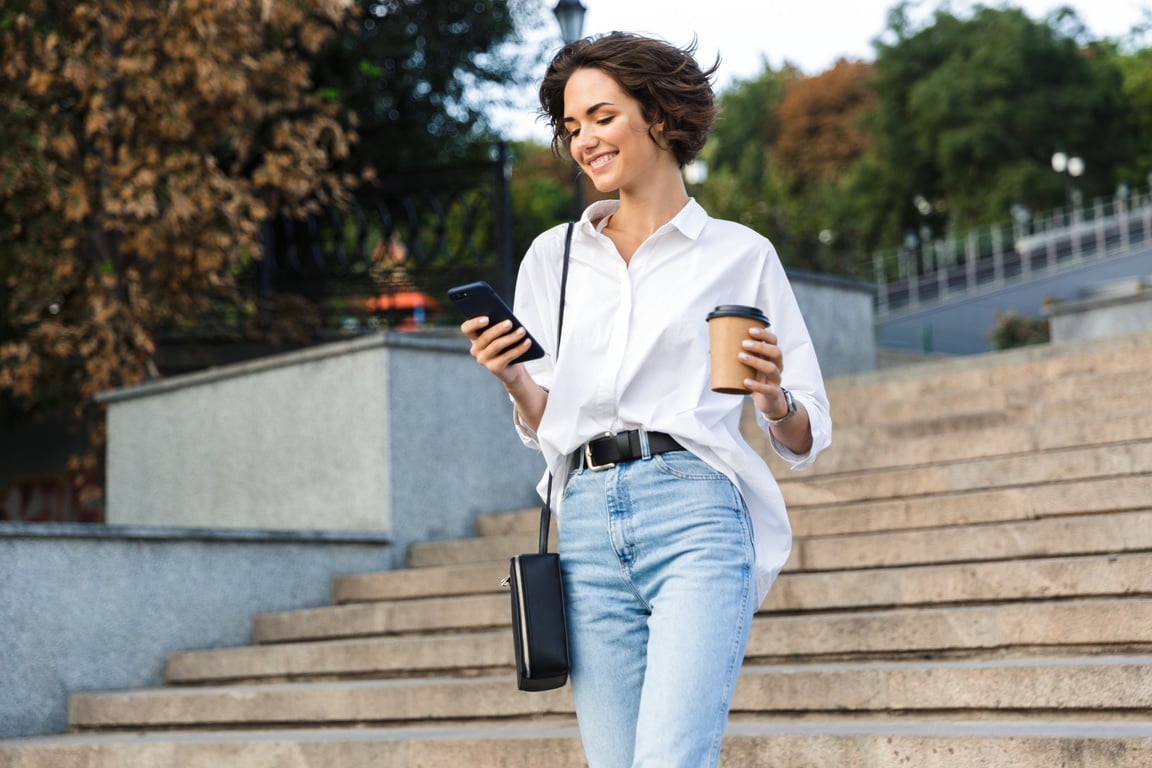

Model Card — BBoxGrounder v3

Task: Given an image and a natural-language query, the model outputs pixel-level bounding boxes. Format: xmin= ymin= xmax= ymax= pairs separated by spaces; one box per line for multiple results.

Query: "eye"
xmin=597 ymin=115 xmax=614 ymax=126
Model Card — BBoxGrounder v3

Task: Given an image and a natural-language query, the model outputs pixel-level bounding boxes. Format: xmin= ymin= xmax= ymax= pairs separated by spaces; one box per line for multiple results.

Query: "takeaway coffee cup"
xmin=706 ymin=305 xmax=771 ymax=394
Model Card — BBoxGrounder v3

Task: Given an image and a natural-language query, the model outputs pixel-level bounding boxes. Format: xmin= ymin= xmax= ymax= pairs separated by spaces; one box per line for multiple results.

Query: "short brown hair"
xmin=538 ymin=32 xmax=719 ymax=167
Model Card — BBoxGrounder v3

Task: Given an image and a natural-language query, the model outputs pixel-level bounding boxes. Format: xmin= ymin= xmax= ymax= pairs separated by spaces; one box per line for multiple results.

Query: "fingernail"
xmin=502 ymin=320 xmax=513 ymax=329
xmin=741 ymin=340 xmax=755 ymax=349
xmin=744 ymin=378 xmax=755 ymax=388
xmin=738 ymin=352 xmax=750 ymax=361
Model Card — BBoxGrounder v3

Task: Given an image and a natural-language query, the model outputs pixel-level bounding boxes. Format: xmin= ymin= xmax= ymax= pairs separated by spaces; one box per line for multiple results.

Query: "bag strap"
xmin=538 ymin=222 xmax=574 ymax=554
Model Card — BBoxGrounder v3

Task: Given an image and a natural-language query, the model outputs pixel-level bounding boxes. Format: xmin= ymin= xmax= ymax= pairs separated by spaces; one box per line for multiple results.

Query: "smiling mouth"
xmin=588 ymin=152 xmax=617 ymax=170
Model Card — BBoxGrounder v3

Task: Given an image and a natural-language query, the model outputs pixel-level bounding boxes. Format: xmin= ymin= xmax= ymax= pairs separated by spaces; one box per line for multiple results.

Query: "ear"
xmin=649 ymin=121 xmax=670 ymax=151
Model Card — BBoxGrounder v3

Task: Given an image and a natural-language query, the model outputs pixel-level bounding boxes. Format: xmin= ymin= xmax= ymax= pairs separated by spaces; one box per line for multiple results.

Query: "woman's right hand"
xmin=460 ymin=316 xmax=533 ymax=386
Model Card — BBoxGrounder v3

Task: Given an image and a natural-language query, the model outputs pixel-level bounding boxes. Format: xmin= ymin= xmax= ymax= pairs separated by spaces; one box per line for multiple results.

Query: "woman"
xmin=461 ymin=31 xmax=831 ymax=768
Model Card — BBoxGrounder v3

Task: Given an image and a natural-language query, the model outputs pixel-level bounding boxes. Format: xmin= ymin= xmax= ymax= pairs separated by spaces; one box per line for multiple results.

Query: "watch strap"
xmin=767 ymin=387 xmax=797 ymax=426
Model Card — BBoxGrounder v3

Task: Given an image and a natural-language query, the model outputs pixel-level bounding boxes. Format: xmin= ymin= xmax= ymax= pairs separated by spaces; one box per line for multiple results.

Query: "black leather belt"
xmin=578 ymin=430 xmax=684 ymax=471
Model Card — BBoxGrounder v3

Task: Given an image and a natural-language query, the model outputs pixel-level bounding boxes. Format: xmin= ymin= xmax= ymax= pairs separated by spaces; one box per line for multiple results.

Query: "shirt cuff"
xmin=756 ymin=393 xmax=830 ymax=471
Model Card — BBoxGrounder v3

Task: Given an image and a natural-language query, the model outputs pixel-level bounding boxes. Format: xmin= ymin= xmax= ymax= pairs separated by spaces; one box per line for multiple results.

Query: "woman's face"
xmin=562 ymin=67 xmax=672 ymax=194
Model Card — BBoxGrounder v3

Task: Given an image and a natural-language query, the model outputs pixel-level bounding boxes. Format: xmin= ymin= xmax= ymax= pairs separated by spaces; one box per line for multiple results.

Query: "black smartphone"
xmin=447 ymin=281 xmax=546 ymax=365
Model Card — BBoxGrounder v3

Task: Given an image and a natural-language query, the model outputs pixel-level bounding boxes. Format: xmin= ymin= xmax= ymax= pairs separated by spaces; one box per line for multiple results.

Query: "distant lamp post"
xmin=1051 ymin=151 xmax=1085 ymax=210
xmin=553 ymin=0 xmax=587 ymax=46
xmin=683 ymin=159 xmax=707 ymax=188
xmin=553 ymin=0 xmax=587 ymax=217
xmin=1011 ymin=203 xmax=1031 ymax=242
xmin=912 ymin=194 xmax=932 ymax=268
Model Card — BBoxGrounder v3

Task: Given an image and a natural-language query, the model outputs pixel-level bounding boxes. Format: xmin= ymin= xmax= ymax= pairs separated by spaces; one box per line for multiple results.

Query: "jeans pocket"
xmin=651 ymin=451 xmax=728 ymax=481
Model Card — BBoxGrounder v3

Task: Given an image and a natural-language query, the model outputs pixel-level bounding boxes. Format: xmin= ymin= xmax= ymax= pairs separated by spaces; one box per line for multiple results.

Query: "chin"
xmin=589 ymin=177 xmax=619 ymax=194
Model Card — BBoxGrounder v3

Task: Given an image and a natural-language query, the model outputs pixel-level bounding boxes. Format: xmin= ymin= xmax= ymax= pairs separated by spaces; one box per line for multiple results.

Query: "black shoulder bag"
xmin=503 ymin=222 xmax=574 ymax=692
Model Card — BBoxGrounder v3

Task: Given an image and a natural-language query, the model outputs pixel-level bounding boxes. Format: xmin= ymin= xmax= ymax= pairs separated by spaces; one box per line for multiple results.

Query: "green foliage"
xmin=312 ymin=0 xmax=549 ymax=179
xmin=700 ymin=3 xmax=1146 ymax=273
xmin=990 ymin=311 xmax=1050 ymax=350
xmin=866 ymin=5 xmax=1136 ymax=242
xmin=1114 ymin=46 xmax=1152 ymax=185
xmin=708 ymin=67 xmax=791 ymax=191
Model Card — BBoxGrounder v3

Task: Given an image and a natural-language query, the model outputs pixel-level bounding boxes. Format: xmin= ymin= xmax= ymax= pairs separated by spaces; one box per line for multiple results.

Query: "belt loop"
xmin=637 ymin=428 xmax=652 ymax=460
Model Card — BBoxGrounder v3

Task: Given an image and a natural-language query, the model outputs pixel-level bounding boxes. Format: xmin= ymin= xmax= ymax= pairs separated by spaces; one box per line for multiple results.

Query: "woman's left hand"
xmin=738 ymin=326 xmax=789 ymax=420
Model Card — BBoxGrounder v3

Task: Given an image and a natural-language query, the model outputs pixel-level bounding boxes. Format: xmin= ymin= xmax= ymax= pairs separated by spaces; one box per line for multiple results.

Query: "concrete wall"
xmin=1048 ymin=281 xmax=1152 ymax=344
xmin=877 ymin=248 xmax=1152 ymax=355
xmin=0 ymin=523 xmax=389 ymax=739
xmin=788 ymin=270 xmax=877 ymax=377
xmin=99 ymin=333 xmax=545 ymax=568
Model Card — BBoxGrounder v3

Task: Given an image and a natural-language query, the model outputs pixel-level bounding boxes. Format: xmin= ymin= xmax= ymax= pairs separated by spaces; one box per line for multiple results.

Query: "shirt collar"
xmin=577 ymin=198 xmax=709 ymax=240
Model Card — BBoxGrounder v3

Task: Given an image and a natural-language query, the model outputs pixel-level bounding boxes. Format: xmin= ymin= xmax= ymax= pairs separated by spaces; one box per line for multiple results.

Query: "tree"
xmin=0 ymin=0 xmax=357 ymax=499
xmin=862 ymin=3 xmax=1137 ymax=245
xmin=311 ymin=0 xmax=549 ymax=179
xmin=699 ymin=62 xmax=876 ymax=274
xmin=1114 ymin=46 xmax=1152 ymax=186
xmin=773 ymin=59 xmax=875 ymax=191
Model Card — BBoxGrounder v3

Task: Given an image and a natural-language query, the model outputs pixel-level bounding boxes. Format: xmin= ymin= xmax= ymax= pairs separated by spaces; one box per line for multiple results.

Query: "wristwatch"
xmin=766 ymin=387 xmax=797 ymax=426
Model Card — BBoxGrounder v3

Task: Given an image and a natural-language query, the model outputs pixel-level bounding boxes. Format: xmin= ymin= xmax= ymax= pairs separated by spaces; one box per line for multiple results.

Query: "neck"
xmin=613 ymin=166 xmax=690 ymax=238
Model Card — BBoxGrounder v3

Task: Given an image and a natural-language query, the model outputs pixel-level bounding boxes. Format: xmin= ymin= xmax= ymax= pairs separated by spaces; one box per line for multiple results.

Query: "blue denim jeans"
xmin=558 ymin=449 xmax=757 ymax=768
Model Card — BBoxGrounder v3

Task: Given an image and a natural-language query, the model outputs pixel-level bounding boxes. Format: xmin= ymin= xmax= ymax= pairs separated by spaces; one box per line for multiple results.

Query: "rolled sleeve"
xmin=757 ymin=389 xmax=831 ymax=470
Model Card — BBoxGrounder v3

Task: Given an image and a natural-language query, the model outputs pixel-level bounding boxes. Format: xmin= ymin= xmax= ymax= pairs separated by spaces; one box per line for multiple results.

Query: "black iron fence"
xmin=257 ymin=142 xmax=515 ymax=333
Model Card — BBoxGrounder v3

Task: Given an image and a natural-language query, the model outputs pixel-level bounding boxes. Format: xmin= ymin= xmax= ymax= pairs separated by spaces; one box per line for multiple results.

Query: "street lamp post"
xmin=1051 ymin=151 xmax=1085 ymax=215
xmin=553 ymin=0 xmax=587 ymax=46
xmin=553 ymin=0 xmax=587 ymax=218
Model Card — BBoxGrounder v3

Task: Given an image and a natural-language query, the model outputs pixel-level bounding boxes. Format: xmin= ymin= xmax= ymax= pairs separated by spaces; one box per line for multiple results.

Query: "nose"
xmin=570 ymin=126 xmax=596 ymax=157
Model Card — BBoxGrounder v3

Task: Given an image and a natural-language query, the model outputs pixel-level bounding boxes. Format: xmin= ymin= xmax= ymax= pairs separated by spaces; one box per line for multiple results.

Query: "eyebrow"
xmin=563 ymin=101 xmax=614 ymax=123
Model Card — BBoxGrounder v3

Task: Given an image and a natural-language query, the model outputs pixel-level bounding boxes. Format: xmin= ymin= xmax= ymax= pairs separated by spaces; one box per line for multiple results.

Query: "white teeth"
xmin=589 ymin=153 xmax=616 ymax=169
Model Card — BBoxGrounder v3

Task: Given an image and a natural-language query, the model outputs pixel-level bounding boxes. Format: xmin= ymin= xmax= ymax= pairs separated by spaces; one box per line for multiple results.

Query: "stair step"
xmin=766 ymin=552 xmax=1152 ymax=611
xmin=826 ymin=333 xmax=1152 ymax=416
xmin=779 ymin=443 xmax=1152 ymax=507
xmin=70 ymin=657 xmax=1152 ymax=731
xmin=328 ymin=550 xmax=1151 ymax=614
xmin=829 ymin=361 xmax=1152 ymax=428
xmin=407 ymin=532 xmax=546 ymax=569
xmin=336 ymin=562 xmax=508 ymax=602
xmin=452 ymin=475 xmax=1152 ymax=541
xmin=253 ymin=593 xmax=508 ymax=644
xmin=793 ymin=511 xmax=1152 ymax=571
xmin=5 ymin=722 xmax=1151 ymax=768
xmin=168 ymin=598 xmax=1152 ymax=685
xmin=405 ymin=509 xmax=1152 ymax=571
xmin=745 ymin=598 xmax=1152 ymax=661
xmin=791 ymin=475 xmax=1152 ymax=537
xmin=167 ymin=629 xmax=513 ymax=684
xmin=262 ymin=553 xmax=1152 ymax=644
xmin=475 ymin=508 xmax=541 ymax=538
xmin=828 ymin=373 xmax=1152 ymax=435
xmin=731 ymin=656 xmax=1152 ymax=714
xmin=779 ymin=408 xmax=1152 ymax=477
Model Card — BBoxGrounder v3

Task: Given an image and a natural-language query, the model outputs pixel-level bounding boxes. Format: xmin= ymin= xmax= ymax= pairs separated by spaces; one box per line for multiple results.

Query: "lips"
xmin=587 ymin=151 xmax=617 ymax=171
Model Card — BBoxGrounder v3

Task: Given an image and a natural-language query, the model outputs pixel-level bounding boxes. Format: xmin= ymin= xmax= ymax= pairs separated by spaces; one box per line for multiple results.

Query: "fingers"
xmin=464 ymin=317 xmax=533 ymax=375
xmin=459 ymin=316 xmax=489 ymax=338
xmin=737 ymin=326 xmax=783 ymax=381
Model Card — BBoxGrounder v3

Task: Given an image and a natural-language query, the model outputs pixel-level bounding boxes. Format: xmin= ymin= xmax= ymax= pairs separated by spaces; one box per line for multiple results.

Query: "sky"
xmin=495 ymin=0 xmax=1147 ymax=140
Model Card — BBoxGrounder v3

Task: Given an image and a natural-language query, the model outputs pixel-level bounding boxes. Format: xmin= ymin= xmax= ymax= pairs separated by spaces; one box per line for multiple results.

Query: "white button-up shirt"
xmin=512 ymin=199 xmax=832 ymax=605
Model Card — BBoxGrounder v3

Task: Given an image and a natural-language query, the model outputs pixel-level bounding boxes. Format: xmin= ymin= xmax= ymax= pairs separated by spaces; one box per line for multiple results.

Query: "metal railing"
xmin=253 ymin=143 xmax=515 ymax=332
xmin=870 ymin=187 xmax=1152 ymax=318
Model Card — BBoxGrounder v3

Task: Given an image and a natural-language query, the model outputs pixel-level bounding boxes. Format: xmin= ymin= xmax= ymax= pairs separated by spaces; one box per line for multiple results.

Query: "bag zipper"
xmin=512 ymin=557 xmax=532 ymax=677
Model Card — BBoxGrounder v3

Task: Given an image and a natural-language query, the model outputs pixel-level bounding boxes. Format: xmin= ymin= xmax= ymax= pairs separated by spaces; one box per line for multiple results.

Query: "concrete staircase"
xmin=3 ymin=333 xmax=1152 ymax=767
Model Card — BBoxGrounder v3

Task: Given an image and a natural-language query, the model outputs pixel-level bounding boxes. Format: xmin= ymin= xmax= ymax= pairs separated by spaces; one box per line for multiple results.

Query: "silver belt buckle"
xmin=584 ymin=432 xmax=616 ymax=471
